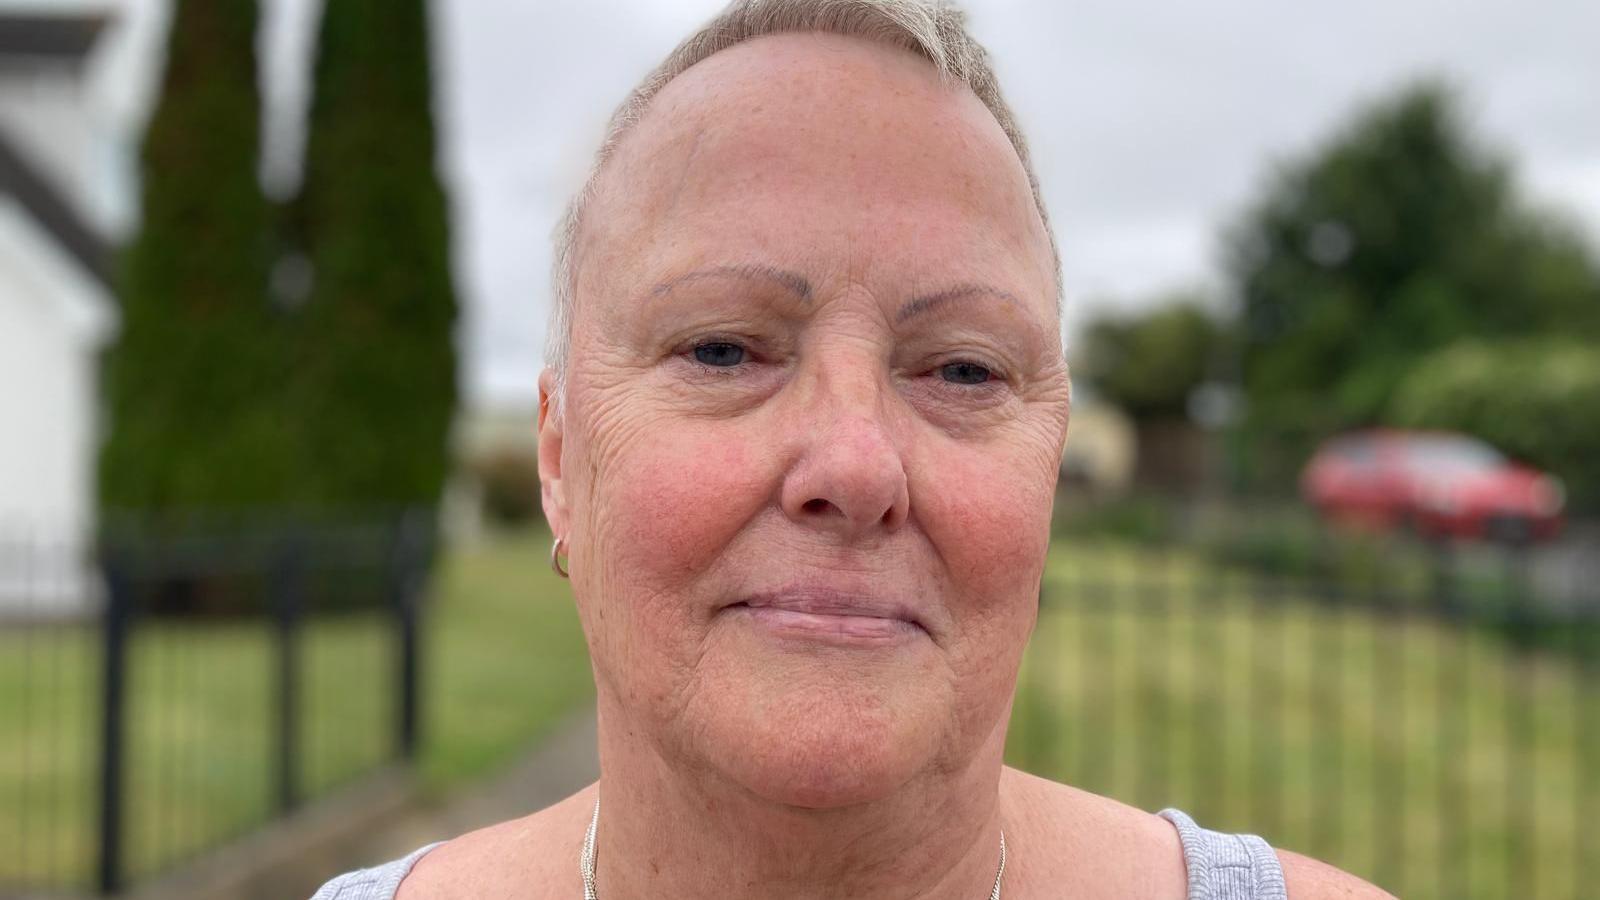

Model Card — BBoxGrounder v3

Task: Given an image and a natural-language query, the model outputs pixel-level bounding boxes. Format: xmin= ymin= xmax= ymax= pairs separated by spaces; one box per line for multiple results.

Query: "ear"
xmin=537 ymin=368 xmax=570 ymax=538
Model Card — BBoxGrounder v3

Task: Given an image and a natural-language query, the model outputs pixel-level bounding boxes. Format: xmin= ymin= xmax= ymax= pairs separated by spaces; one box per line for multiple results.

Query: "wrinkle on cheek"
xmin=579 ymin=414 xmax=771 ymax=740
xmin=577 ymin=386 xmax=766 ymax=588
xmin=568 ymin=364 xmax=661 ymax=495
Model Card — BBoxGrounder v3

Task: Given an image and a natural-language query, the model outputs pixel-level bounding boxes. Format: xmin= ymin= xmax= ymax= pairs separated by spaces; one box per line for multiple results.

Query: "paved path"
xmin=337 ymin=705 xmax=601 ymax=871
xmin=132 ymin=705 xmax=600 ymax=900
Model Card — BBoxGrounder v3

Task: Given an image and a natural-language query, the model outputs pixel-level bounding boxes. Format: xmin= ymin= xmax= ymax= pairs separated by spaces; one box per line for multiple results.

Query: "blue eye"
xmin=693 ymin=342 xmax=746 ymax=367
xmin=940 ymin=361 xmax=992 ymax=385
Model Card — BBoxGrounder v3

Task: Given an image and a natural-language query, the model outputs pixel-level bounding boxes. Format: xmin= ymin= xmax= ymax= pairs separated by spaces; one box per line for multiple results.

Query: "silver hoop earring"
xmin=550 ymin=537 xmax=570 ymax=579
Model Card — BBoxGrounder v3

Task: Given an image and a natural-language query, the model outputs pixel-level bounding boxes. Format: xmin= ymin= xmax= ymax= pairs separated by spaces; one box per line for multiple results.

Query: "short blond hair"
xmin=547 ymin=0 xmax=1058 ymax=389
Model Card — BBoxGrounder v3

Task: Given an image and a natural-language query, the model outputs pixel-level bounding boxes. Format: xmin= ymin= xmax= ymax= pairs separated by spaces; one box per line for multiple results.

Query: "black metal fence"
xmin=1 ymin=512 xmax=431 ymax=895
xmin=1014 ymin=503 xmax=1600 ymax=900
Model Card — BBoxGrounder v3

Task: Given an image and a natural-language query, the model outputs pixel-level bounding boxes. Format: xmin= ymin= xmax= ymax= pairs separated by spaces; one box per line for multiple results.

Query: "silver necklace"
xmin=579 ymin=797 xmax=1007 ymax=899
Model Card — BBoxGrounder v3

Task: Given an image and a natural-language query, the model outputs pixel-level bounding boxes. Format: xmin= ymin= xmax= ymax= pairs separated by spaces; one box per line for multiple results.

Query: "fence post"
xmin=97 ymin=549 xmax=132 ymax=895
xmin=1429 ymin=538 xmax=1457 ymax=618
xmin=272 ymin=535 xmax=304 ymax=813
xmin=392 ymin=511 xmax=428 ymax=761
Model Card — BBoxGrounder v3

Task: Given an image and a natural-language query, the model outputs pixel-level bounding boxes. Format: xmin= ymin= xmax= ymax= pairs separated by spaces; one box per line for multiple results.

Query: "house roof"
xmin=0 ymin=10 xmax=112 ymax=288
xmin=0 ymin=131 xmax=110 ymax=288
xmin=0 ymin=13 xmax=109 ymax=64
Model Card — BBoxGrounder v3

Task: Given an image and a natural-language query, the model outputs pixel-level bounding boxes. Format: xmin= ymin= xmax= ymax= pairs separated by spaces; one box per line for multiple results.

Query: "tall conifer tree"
xmin=100 ymin=0 xmax=289 ymax=510
xmin=297 ymin=0 xmax=458 ymax=509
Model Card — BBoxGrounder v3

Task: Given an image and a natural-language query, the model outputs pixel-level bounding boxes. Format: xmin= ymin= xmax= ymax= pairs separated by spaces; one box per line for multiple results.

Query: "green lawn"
xmin=0 ymin=612 xmax=395 ymax=886
xmin=0 ymin=526 xmax=591 ymax=890
xmin=1010 ymin=538 xmax=1598 ymax=900
xmin=416 ymin=527 xmax=593 ymax=792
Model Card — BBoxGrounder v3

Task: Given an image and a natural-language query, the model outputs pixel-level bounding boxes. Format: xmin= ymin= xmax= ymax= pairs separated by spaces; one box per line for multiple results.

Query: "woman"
xmin=317 ymin=1 xmax=1392 ymax=897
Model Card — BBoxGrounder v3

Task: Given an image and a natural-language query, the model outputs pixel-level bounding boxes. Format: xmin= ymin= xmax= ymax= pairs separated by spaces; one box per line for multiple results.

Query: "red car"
xmin=1300 ymin=430 xmax=1565 ymax=542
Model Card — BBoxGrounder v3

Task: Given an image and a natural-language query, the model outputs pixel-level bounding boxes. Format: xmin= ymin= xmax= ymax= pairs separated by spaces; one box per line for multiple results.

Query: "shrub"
xmin=473 ymin=450 xmax=543 ymax=528
xmin=1389 ymin=339 xmax=1600 ymax=510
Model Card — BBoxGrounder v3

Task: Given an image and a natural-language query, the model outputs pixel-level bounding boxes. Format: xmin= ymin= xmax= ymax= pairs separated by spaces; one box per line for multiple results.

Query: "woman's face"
xmin=541 ymin=33 xmax=1070 ymax=808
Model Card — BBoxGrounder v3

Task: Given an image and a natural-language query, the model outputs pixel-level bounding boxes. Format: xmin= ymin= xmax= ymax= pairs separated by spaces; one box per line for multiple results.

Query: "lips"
xmin=727 ymin=586 xmax=927 ymax=644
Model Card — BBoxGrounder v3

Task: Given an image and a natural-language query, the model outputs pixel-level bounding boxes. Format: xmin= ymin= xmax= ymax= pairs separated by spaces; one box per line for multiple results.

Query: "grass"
xmin=0 ymin=526 xmax=591 ymax=890
xmin=416 ymin=527 xmax=592 ymax=792
xmin=1009 ymin=538 xmax=1599 ymax=900
xmin=0 ymin=613 xmax=394 ymax=886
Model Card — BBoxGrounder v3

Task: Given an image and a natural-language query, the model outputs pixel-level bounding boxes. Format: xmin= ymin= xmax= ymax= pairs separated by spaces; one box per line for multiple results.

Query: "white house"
xmin=0 ymin=10 xmax=118 ymax=614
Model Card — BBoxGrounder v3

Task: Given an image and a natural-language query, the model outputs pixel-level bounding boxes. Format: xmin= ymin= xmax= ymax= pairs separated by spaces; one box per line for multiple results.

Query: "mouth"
xmin=725 ymin=587 xmax=928 ymax=645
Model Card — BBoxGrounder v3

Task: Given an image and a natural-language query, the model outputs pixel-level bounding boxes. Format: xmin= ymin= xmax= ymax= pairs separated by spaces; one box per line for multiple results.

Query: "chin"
xmin=687 ymin=660 xmax=951 ymax=809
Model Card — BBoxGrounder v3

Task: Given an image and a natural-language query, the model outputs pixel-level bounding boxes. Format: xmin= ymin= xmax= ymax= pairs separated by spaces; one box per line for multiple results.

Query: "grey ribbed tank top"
xmin=310 ymin=809 xmax=1286 ymax=899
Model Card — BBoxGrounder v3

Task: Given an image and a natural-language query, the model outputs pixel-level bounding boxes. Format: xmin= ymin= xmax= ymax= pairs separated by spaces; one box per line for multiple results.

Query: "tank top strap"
xmin=310 ymin=841 xmax=442 ymax=900
xmin=1157 ymin=809 xmax=1287 ymax=900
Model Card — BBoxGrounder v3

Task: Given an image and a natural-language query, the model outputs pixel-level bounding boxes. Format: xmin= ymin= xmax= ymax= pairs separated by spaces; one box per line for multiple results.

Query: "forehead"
xmin=580 ymin=31 xmax=1055 ymax=317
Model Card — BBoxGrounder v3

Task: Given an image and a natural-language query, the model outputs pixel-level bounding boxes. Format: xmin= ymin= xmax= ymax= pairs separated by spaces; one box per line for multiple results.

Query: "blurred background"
xmin=1 ymin=0 xmax=1596 ymax=897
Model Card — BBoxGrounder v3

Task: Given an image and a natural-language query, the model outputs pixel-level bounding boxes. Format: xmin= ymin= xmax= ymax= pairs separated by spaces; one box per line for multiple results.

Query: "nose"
xmin=780 ymin=399 xmax=911 ymax=539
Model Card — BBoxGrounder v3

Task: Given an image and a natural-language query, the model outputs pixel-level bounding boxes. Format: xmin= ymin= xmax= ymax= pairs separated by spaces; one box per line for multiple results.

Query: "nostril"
xmin=802 ymin=498 xmax=832 ymax=515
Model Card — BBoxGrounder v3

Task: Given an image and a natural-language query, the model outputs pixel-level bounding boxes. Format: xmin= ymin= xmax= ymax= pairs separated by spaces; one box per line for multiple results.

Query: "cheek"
xmin=909 ymin=440 xmax=1053 ymax=746
xmin=586 ymin=418 xmax=771 ymax=589
xmin=914 ymin=443 xmax=1054 ymax=598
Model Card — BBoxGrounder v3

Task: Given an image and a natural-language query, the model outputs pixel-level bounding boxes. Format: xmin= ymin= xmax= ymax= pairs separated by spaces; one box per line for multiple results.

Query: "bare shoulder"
xmin=1000 ymin=767 xmax=1395 ymax=899
xmin=395 ymin=782 xmax=597 ymax=900
xmin=1277 ymin=848 xmax=1397 ymax=900
xmin=999 ymin=766 xmax=1187 ymax=898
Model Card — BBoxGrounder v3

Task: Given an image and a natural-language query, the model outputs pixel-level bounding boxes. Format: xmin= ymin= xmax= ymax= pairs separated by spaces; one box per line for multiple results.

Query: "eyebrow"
xmin=649 ymin=264 xmax=813 ymax=301
xmin=895 ymin=284 xmax=1022 ymax=323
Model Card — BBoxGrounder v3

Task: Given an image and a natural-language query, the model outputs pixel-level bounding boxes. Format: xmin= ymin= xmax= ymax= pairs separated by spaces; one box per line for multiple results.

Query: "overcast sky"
xmin=87 ymin=0 xmax=1600 ymax=410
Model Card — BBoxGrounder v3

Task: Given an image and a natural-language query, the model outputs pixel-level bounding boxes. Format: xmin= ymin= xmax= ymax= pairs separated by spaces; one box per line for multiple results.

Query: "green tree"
xmin=1228 ymin=80 xmax=1600 ymax=442
xmin=295 ymin=0 xmax=458 ymax=508
xmin=1076 ymin=297 xmax=1234 ymax=489
xmin=100 ymin=0 xmax=293 ymax=510
xmin=1078 ymin=298 xmax=1230 ymax=422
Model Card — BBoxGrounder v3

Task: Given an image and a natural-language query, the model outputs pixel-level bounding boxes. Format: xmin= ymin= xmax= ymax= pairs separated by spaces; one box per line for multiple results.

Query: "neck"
xmin=590 ymin=702 xmax=1009 ymax=900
